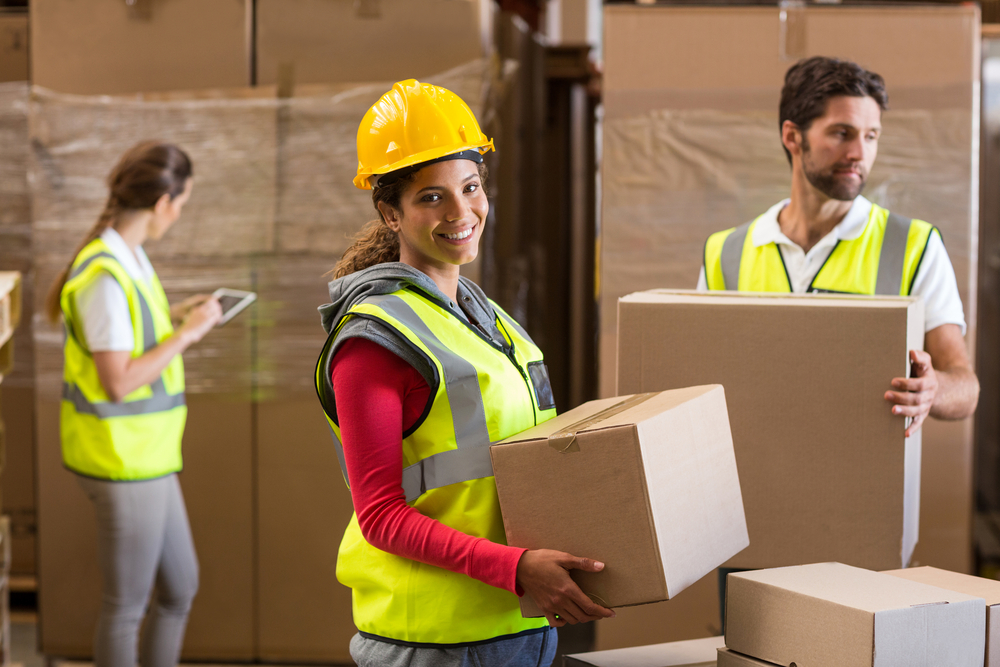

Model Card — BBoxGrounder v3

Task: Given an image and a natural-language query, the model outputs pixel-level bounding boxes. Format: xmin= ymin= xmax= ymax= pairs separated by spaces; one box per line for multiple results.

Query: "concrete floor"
xmin=12 ymin=617 xmax=45 ymax=667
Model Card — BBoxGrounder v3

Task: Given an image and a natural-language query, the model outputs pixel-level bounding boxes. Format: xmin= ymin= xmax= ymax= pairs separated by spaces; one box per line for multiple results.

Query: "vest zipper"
xmin=411 ymin=287 xmax=539 ymax=426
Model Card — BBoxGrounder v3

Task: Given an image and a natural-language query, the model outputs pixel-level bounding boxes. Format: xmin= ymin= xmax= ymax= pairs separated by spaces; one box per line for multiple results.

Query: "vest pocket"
xmin=526 ymin=361 xmax=556 ymax=411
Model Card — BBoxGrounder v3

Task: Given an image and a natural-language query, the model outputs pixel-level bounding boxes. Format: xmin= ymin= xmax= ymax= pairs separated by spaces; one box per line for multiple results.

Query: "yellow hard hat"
xmin=354 ymin=79 xmax=494 ymax=190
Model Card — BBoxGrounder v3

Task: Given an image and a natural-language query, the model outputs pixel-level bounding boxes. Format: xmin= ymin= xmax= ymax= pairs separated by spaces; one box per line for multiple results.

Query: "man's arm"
xmin=884 ymin=323 xmax=979 ymax=437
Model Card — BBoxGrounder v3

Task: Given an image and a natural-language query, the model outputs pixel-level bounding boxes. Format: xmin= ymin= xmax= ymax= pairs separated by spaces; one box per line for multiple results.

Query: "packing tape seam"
xmin=547 ymin=392 xmax=657 ymax=452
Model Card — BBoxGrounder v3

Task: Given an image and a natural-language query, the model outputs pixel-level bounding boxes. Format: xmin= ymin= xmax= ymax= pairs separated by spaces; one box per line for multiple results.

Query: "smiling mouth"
xmin=441 ymin=227 xmax=474 ymax=240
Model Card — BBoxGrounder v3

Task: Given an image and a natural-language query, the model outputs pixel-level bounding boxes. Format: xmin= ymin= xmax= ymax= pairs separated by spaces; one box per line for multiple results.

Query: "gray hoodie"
xmin=317 ymin=262 xmax=508 ymax=388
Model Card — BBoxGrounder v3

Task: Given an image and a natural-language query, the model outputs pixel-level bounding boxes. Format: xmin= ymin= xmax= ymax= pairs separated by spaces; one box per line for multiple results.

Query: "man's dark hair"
xmin=779 ymin=56 xmax=888 ymax=164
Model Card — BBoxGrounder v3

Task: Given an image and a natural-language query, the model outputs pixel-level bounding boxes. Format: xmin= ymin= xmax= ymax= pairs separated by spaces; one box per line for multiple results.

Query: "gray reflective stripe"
xmin=363 ymin=294 xmax=497 ymax=499
xmin=327 ymin=423 xmax=350 ymax=487
xmin=400 ymin=445 xmax=494 ymax=503
xmin=720 ymin=222 xmax=751 ymax=291
xmin=133 ymin=286 xmax=158 ymax=352
xmin=63 ymin=380 xmax=185 ymax=419
xmin=875 ymin=212 xmax=912 ymax=296
xmin=68 ymin=251 xmax=117 ymax=281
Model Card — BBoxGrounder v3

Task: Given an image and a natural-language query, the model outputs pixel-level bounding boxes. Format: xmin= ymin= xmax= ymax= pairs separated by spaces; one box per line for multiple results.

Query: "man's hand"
xmin=885 ymin=350 xmax=937 ymax=438
xmin=170 ymin=294 xmax=212 ymax=324
xmin=884 ymin=324 xmax=978 ymax=437
xmin=516 ymin=549 xmax=616 ymax=627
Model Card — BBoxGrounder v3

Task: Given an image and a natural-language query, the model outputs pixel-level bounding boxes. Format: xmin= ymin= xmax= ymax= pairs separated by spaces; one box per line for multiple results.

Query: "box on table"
xmin=883 ymin=566 xmax=1000 ymax=667
xmin=727 ymin=563 xmax=985 ymax=667
xmin=618 ymin=290 xmax=923 ymax=570
xmin=564 ymin=635 xmax=723 ymax=667
xmin=491 ymin=385 xmax=748 ymax=617
xmin=716 ymin=649 xmax=777 ymax=667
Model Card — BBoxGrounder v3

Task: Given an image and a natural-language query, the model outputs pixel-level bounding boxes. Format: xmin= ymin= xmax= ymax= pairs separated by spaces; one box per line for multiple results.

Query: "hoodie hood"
xmin=319 ymin=262 xmax=459 ymax=334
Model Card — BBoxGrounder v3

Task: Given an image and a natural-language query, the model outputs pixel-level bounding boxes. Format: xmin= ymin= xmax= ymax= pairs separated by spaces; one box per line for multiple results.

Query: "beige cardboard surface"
xmin=600 ymin=4 xmax=978 ymax=574
xmin=256 ymin=0 xmax=490 ymax=86
xmin=37 ymin=396 xmax=255 ymax=659
xmin=0 ymin=14 xmax=28 ymax=84
xmin=593 ymin=571 xmax=720 ymax=650
xmin=257 ymin=396 xmax=356 ymax=663
xmin=618 ymin=291 xmax=922 ymax=570
xmin=716 ymin=648 xmax=778 ymax=666
xmin=564 ymin=635 xmax=723 ymax=667
xmin=30 ymin=0 xmax=248 ymax=94
xmin=726 ymin=563 xmax=985 ymax=667
xmin=883 ymin=566 xmax=1000 ymax=667
xmin=492 ymin=386 xmax=747 ymax=615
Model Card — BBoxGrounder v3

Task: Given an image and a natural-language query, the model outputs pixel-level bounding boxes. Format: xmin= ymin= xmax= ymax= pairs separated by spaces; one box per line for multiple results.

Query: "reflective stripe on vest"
xmin=314 ymin=284 xmax=554 ymax=644
xmin=60 ymin=239 xmax=186 ymax=481
xmin=706 ymin=204 xmax=936 ymax=295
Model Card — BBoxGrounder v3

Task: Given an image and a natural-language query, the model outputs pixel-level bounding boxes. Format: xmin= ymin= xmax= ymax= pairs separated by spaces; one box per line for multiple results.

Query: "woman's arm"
xmin=334 ymin=338 xmax=615 ymax=625
xmin=94 ymin=299 xmax=221 ymax=402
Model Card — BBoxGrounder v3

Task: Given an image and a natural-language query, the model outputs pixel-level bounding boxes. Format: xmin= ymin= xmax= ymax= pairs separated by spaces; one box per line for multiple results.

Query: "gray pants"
xmin=350 ymin=628 xmax=558 ymax=667
xmin=77 ymin=473 xmax=199 ymax=667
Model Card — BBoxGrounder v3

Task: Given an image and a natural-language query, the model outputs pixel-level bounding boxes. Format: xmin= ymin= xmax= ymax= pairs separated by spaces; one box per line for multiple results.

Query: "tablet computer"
xmin=212 ymin=288 xmax=257 ymax=326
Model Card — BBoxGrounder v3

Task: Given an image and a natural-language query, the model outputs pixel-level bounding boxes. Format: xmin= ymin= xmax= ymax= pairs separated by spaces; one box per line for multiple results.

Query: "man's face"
xmin=794 ymin=95 xmax=882 ymax=201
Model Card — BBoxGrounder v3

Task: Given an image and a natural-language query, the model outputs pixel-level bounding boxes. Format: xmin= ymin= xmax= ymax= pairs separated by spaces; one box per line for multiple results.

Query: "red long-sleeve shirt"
xmin=331 ymin=336 xmax=526 ymax=594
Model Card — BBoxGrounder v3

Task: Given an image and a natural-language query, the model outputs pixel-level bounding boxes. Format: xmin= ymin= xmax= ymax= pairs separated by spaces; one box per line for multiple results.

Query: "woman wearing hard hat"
xmin=315 ymin=80 xmax=614 ymax=666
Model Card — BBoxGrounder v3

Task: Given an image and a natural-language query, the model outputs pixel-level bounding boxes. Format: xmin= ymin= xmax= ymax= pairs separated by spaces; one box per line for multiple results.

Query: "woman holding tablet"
xmin=46 ymin=141 xmax=221 ymax=667
xmin=314 ymin=80 xmax=613 ymax=667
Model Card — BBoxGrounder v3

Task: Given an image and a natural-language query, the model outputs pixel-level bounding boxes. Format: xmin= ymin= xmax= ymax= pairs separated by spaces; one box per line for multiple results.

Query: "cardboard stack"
xmin=564 ymin=636 xmax=723 ymax=667
xmin=491 ymin=386 xmax=748 ymax=616
xmin=721 ymin=563 xmax=986 ymax=667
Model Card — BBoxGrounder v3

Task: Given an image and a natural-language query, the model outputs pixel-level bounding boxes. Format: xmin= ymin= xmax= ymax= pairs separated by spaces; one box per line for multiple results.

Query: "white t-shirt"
xmin=74 ymin=228 xmax=158 ymax=352
xmin=695 ymin=196 xmax=967 ymax=334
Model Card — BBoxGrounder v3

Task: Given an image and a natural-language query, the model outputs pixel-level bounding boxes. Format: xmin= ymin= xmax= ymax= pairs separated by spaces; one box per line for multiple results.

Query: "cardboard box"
xmin=0 ymin=13 xmax=28 ymax=83
xmin=491 ymin=385 xmax=748 ymax=616
xmin=0 ymin=273 xmax=20 ymax=351
xmin=883 ymin=566 xmax=1000 ymax=667
xmin=564 ymin=636 xmax=723 ymax=667
xmin=30 ymin=0 xmax=248 ymax=94
xmin=600 ymin=4 xmax=979 ymax=575
xmin=618 ymin=290 xmax=923 ymax=571
xmin=716 ymin=648 xmax=778 ymax=666
xmin=256 ymin=0 xmax=491 ymax=87
xmin=727 ymin=563 xmax=986 ymax=667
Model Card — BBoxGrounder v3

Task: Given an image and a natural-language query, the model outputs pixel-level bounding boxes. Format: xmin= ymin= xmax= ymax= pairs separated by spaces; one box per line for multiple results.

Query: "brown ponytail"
xmin=45 ymin=141 xmax=193 ymax=323
xmin=332 ymin=161 xmax=488 ymax=279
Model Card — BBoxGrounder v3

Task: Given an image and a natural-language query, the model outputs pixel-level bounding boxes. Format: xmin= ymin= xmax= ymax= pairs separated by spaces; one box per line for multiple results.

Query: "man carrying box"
xmin=698 ymin=55 xmax=978 ymax=436
xmin=696 ymin=56 xmax=980 ymax=629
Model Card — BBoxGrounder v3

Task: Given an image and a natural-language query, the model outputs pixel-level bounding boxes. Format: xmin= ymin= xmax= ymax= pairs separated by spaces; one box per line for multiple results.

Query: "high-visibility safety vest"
xmin=60 ymin=238 xmax=186 ymax=480
xmin=315 ymin=287 xmax=557 ymax=645
xmin=703 ymin=203 xmax=938 ymax=295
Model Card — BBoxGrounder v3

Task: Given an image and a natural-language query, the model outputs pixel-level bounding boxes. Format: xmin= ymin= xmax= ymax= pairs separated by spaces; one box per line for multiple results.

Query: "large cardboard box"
xmin=883 ymin=566 xmax=1000 ymax=667
xmin=256 ymin=0 xmax=491 ymax=87
xmin=0 ymin=13 xmax=28 ymax=84
xmin=601 ymin=4 xmax=979 ymax=577
xmin=30 ymin=0 xmax=248 ymax=94
xmin=564 ymin=636 xmax=723 ymax=667
xmin=618 ymin=290 xmax=923 ymax=571
xmin=727 ymin=563 xmax=985 ymax=667
xmin=491 ymin=386 xmax=748 ymax=616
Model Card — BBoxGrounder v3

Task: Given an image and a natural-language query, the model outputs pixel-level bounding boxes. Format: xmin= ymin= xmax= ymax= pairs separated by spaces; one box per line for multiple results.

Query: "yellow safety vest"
xmin=60 ymin=239 xmax=187 ymax=480
xmin=703 ymin=203 xmax=937 ymax=295
xmin=315 ymin=287 xmax=556 ymax=645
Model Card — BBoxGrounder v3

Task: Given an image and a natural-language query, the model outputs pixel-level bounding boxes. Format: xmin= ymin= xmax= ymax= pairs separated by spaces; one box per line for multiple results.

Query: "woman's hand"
xmin=516 ymin=549 xmax=616 ymax=627
xmin=178 ymin=298 xmax=223 ymax=345
xmin=170 ymin=294 xmax=213 ymax=323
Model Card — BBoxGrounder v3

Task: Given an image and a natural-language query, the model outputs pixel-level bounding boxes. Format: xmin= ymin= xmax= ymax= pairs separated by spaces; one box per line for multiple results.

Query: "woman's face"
xmin=380 ymin=160 xmax=488 ymax=273
xmin=148 ymin=177 xmax=193 ymax=240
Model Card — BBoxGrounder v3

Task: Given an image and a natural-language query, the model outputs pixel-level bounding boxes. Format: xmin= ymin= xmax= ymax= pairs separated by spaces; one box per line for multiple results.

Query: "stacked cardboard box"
xmin=491 ymin=386 xmax=748 ymax=616
xmin=721 ymin=563 xmax=986 ymax=667
xmin=564 ymin=635 xmax=723 ymax=667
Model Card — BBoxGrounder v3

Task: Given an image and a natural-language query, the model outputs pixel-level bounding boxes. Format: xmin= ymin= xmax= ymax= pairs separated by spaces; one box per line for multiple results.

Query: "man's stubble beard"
xmin=800 ymin=135 xmax=867 ymax=202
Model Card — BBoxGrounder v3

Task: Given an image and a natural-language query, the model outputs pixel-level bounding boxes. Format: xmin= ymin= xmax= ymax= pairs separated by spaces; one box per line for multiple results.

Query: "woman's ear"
xmin=377 ymin=201 xmax=402 ymax=233
xmin=153 ymin=192 xmax=173 ymax=215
